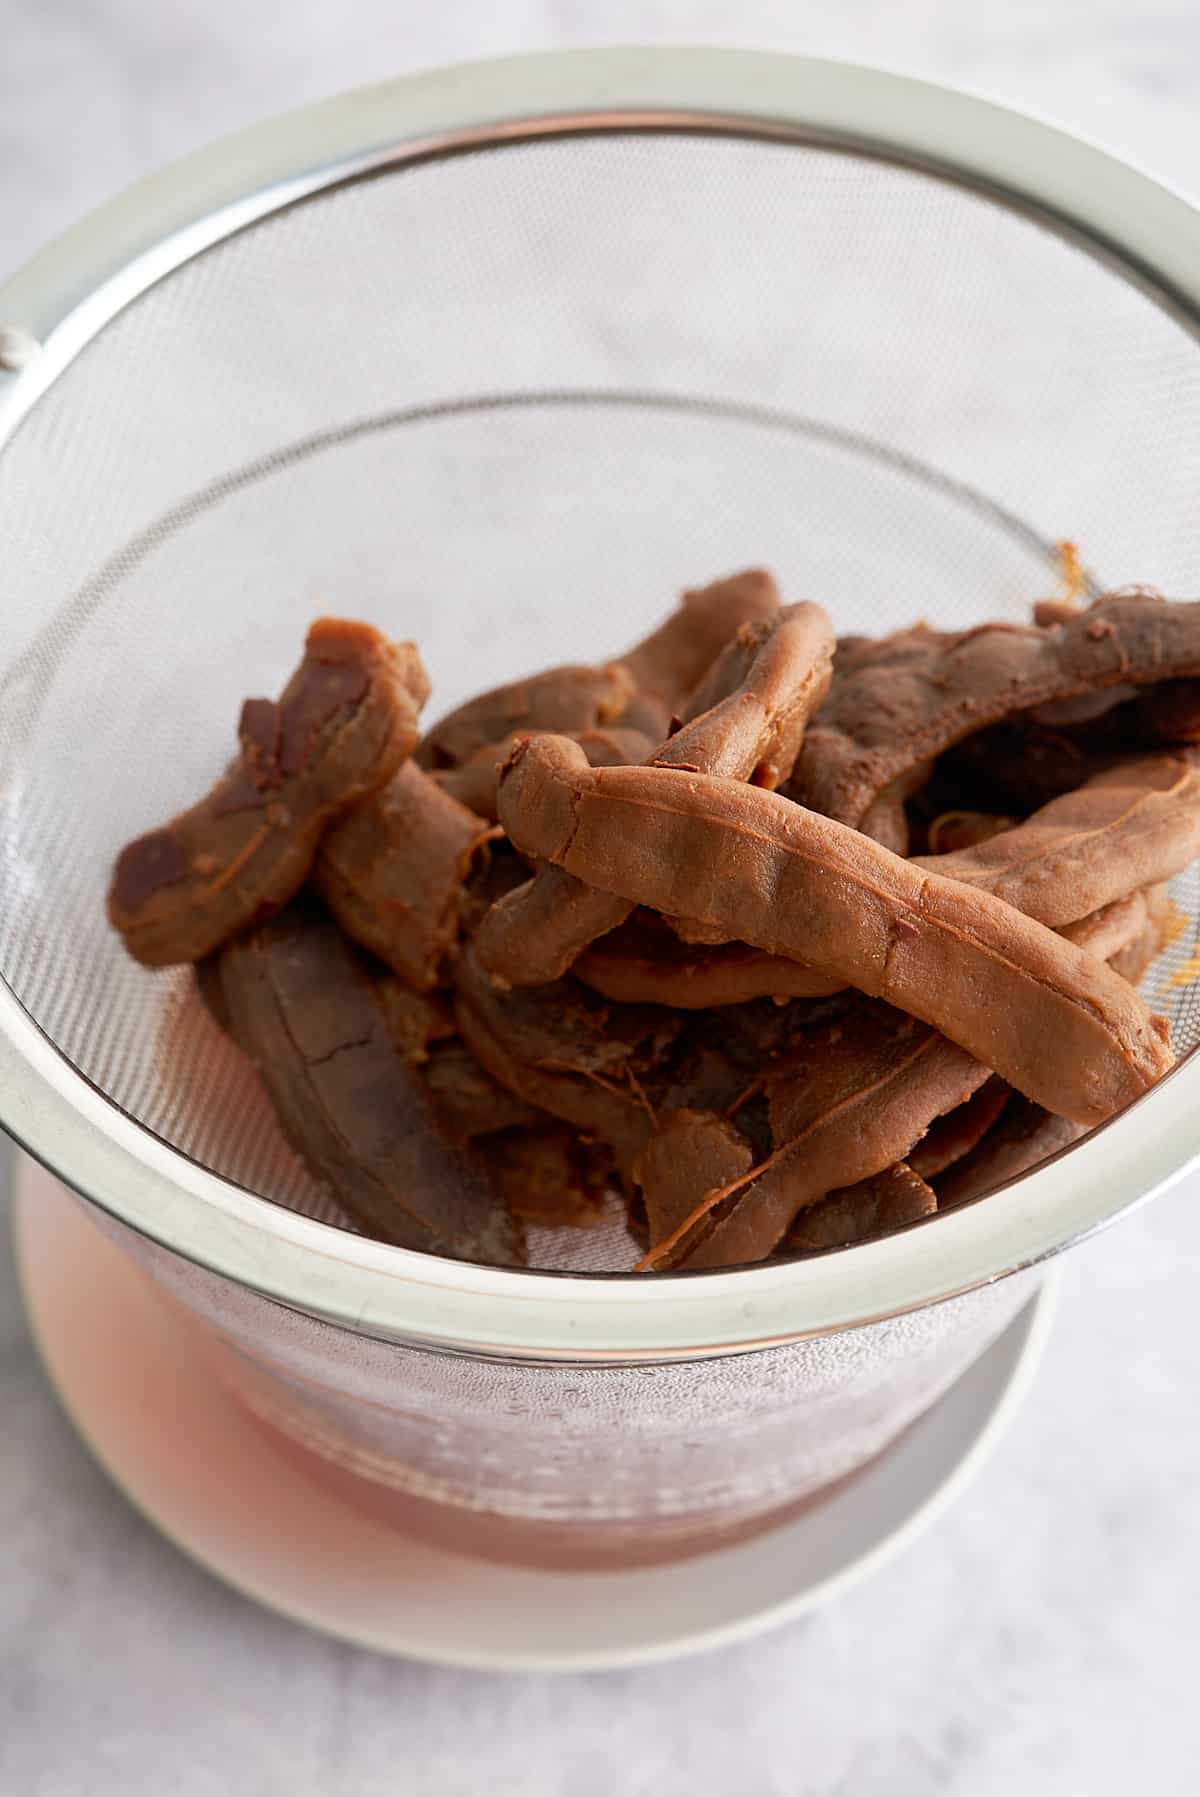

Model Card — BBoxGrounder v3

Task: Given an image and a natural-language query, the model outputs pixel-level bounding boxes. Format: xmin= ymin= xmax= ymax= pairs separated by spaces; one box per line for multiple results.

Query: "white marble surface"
xmin=4 ymin=4 xmax=1200 ymax=1792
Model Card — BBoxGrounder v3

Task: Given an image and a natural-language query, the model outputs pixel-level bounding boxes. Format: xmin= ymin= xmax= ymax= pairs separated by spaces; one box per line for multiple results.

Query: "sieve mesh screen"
xmin=2 ymin=132 xmax=1199 ymax=1271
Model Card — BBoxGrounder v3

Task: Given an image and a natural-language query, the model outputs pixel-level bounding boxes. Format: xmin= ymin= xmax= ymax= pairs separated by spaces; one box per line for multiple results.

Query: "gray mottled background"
xmin=4 ymin=4 xmax=1200 ymax=1793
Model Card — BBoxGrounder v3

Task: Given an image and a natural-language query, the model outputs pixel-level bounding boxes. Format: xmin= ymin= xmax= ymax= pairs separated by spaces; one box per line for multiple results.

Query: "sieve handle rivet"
xmin=0 ymin=324 xmax=40 ymax=372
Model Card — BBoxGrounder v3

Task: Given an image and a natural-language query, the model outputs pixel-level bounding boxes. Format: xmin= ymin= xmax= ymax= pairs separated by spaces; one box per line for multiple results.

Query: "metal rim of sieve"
xmin=2 ymin=47 xmax=1200 ymax=1362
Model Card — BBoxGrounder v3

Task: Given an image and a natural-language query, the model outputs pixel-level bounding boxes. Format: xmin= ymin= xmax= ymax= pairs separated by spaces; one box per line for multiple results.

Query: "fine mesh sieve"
xmin=4 ymin=52 xmax=1200 ymax=1345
